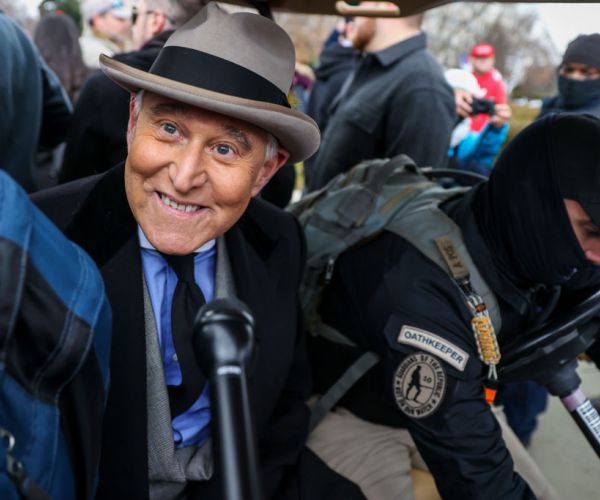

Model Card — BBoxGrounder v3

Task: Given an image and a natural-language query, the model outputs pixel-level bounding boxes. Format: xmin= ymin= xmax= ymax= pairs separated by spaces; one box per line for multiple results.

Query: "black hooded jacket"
xmin=305 ymin=41 xmax=355 ymax=133
xmin=310 ymin=114 xmax=600 ymax=499
xmin=59 ymin=31 xmax=173 ymax=183
xmin=303 ymin=42 xmax=355 ymax=188
xmin=448 ymin=114 xmax=600 ymax=335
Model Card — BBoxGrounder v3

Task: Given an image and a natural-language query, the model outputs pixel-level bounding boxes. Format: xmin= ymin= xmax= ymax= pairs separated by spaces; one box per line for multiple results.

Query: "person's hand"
xmin=489 ymin=103 xmax=512 ymax=127
xmin=454 ymin=88 xmax=473 ymax=118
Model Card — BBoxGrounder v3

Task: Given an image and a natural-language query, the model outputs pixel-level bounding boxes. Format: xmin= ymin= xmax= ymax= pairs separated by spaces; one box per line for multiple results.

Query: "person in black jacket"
xmin=303 ymin=20 xmax=355 ymax=189
xmin=307 ymin=113 xmax=600 ymax=499
xmin=504 ymin=34 xmax=600 ymax=447
xmin=305 ymin=20 xmax=356 ymax=134
xmin=34 ymin=5 xmax=363 ymax=499
xmin=59 ymin=0 xmax=206 ymax=183
xmin=538 ymin=33 xmax=600 ymax=120
xmin=307 ymin=3 xmax=455 ymax=192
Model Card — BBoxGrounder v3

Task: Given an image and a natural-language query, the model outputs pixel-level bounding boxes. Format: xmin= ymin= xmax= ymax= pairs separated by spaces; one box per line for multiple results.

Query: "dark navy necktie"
xmin=161 ymin=253 xmax=206 ymax=418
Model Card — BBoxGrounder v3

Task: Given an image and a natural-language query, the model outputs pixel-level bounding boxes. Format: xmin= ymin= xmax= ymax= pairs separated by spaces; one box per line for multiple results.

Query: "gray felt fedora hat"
xmin=99 ymin=3 xmax=320 ymax=163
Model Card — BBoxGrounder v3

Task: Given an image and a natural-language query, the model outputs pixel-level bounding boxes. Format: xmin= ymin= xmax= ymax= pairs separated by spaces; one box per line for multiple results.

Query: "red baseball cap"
xmin=470 ymin=43 xmax=495 ymax=58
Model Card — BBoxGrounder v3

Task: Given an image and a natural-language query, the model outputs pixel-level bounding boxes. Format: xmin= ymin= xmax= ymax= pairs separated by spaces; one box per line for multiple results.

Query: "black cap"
xmin=562 ymin=34 xmax=600 ymax=72
xmin=551 ymin=113 xmax=600 ymax=227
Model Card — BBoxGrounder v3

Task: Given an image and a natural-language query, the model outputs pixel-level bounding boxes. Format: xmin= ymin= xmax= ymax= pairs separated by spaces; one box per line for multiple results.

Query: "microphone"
xmin=193 ymin=298 xmax=261 ymax=500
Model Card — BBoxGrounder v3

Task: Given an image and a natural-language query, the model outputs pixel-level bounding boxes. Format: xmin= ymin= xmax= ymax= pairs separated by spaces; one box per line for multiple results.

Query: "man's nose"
xmin=170 ymin=147 xmax=206 ymax=193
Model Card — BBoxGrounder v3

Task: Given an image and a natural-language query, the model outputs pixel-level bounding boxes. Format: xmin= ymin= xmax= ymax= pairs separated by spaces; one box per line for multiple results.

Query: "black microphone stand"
xmin=194 ymin=298 xmax=262 ymax=500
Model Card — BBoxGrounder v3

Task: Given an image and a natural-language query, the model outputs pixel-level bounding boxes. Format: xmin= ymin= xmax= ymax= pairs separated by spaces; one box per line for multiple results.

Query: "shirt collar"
xmin=372 ymin=31 xmax=427 ymax=67
xmin=137 ymin=226 xmax=216 ymax=254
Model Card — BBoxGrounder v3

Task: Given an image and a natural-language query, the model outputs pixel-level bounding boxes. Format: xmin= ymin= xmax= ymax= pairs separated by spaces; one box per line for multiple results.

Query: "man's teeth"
xmin=160 ymin=194 xmax=200 ymax=212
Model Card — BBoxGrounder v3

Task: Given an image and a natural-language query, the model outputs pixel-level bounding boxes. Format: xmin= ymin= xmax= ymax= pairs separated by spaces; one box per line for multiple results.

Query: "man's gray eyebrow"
xmin=222 ymin=124 xmax=251 ymax=152
xmin=148 ymin=105 xmax=253 ymax=151
xmin=149 ymin=102 xmax=193 ymax=118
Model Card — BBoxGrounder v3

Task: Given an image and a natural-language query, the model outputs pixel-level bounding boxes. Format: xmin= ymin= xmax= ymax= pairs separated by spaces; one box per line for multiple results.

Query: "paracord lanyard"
xmin=434 ymin=236 xmax=501 ymax=404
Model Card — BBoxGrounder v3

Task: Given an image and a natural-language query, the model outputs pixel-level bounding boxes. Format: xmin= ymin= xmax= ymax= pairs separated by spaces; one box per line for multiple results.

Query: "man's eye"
xmin=161 ymin=123 xmax=178 ymax=135
xmin=215 ymin=144 xmax=234 ymax=155
xmin=585 ymin=225 xmax=600 ymax=238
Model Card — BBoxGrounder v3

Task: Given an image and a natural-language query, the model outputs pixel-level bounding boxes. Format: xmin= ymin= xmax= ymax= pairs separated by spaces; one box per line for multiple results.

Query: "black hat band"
xmin=149 ymin=46 xmax=291 ymax=109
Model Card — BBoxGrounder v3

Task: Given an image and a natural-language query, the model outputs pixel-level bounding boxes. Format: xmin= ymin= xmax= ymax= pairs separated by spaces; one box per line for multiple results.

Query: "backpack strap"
xmin=308 ymin=317 xmax=381 ymax=431
xmin=386 ymin=202 xmax=502 ymax=333
xmin=387 ymin=203 xmax=502 ymax=401
xmin=309 ymin=350 xmax=379 ymax=431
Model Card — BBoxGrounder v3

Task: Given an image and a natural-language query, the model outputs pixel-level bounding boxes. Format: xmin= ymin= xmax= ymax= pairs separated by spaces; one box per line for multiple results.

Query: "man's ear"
xmin=585 ymin=248 xmax=600 ymax=266
xmin=251 ymin=148 xmax=290 ymax=197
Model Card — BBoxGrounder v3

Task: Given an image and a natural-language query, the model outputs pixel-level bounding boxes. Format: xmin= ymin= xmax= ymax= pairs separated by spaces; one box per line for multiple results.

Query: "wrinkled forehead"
xmin=138 ymin=91 xmax=269 ymax=140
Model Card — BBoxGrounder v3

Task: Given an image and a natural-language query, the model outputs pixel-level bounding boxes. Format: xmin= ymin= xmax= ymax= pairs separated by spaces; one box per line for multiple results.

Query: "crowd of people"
xmin=7 ymin=0 xmax=600 ymax=198
xmin=2 ymin=1 xmax=600 ymax=499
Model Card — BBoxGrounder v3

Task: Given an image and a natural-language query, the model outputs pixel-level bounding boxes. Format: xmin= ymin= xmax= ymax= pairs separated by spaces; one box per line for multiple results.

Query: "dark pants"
xmin=496 ymin=382 xmax=549 ymax=445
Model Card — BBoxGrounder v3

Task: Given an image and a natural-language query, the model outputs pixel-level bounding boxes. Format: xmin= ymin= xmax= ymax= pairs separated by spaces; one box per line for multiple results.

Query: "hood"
xmin=470 ymin=114 xmax=597 ymax=288
xmin=314 ymin=41 xmax=356 ymax=81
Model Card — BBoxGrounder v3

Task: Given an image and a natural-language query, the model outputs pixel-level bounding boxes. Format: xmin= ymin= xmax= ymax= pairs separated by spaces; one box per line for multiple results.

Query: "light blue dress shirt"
xmin=138 ymin=227 xmax=216 ymax=448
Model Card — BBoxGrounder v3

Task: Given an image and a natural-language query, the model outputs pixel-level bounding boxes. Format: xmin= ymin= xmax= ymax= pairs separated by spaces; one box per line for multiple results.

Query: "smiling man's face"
xmin=125 ymin=92 xmax=287 ymax=255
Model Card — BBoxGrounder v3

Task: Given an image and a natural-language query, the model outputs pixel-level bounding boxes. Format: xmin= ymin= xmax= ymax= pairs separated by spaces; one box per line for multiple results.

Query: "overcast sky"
xmin=535 ymin=3 xmax=600 ymax=53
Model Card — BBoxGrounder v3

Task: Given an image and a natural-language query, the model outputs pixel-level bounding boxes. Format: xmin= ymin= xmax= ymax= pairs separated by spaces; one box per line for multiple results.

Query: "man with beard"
xmin=307 ymin=113 xmax=600 ymax=499
xmin=307 ymin=1 xmax=455 ymax=191
xmin=538 ymin=33 xmax=600 ymax=118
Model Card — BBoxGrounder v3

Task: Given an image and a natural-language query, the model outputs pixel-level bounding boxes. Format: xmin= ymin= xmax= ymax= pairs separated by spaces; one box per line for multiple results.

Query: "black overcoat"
xmin=33 ymin=164 xmax=364 ymax=499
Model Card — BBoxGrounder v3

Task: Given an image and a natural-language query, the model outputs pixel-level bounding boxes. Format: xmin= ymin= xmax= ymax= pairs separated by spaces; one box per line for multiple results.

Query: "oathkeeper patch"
xmin=393 ymin=352 xmax=446 ymax=418
xmin=397 ymin=325 xmax=469 ymax=371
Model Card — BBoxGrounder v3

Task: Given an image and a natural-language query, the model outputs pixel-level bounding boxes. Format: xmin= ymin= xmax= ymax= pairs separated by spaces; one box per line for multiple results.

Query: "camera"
xmin=470 ymin=97 xmax=496 ymax=116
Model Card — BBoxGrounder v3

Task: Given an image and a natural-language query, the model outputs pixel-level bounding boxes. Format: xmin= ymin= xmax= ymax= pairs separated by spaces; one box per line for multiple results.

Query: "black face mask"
xmin=557 ymin=75 xmax=600 ymax=110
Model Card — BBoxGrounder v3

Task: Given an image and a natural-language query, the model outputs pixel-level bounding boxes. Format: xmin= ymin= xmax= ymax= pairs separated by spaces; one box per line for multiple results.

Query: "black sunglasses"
xmin=131 ymin=6 xmax=155 ymax=25
xmin=131 ymin=6 xmax=175 ymax=25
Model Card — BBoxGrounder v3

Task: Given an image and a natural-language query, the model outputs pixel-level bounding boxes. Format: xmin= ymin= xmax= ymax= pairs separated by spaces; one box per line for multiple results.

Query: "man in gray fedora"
xmin=33 ymin=4 xmax=364 ymax=499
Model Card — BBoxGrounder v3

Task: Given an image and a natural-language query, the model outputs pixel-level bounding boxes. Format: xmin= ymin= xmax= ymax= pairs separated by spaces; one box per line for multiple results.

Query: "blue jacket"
xmin=0 ymin=170 xmax=111 ymax=499
xmin=449 ymin=121 xmax=509 ymax=177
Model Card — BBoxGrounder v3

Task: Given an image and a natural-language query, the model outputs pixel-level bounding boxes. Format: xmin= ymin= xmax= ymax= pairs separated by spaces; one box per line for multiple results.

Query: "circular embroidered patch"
xmin=393 ymin=352 xmax=447 ymax=419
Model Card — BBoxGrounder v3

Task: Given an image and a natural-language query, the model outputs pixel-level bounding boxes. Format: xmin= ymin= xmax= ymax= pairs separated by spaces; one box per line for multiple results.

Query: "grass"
xmin=294 ymin=162 xmax=305 ymax=192
xmin=507 ymin=103 xmax=539 ymax=143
